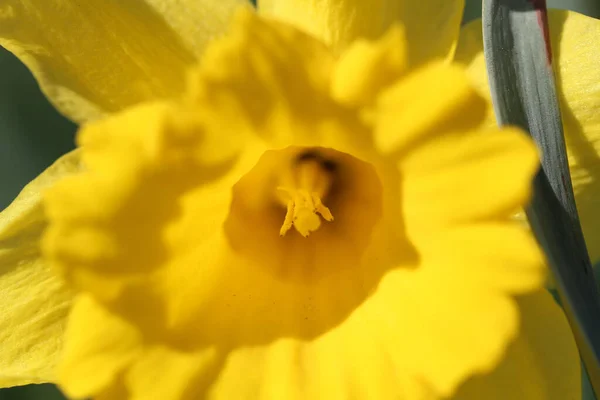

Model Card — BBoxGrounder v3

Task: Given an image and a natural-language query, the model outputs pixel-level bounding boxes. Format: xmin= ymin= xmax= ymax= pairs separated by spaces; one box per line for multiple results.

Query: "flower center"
xmin=224 ymin=146 xmax=383 ymax=281
xmin=277 ymin=151 xmax=335 ymax=237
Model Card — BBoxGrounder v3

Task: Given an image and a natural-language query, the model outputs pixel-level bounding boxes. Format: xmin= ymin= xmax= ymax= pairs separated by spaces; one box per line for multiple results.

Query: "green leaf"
xmin=0 ymin=384 xmax=66 ymax=400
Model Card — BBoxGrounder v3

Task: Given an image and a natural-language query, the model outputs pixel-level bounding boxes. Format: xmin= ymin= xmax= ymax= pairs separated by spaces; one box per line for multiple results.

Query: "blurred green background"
xmin=1 ymin=0 xmax=599 ymax=399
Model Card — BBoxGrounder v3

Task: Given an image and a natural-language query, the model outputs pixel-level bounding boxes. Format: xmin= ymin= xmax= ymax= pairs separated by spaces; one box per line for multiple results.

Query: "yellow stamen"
xmin=278 ymin=156 xmax=334 ymax=237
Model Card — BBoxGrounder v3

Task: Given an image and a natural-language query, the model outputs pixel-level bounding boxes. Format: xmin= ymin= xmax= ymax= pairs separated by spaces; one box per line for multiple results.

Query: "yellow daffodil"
xmin=41 ymin=10 xmax=569 ymax=399
xmin=0 ymin=0 xmax=582 ymax=399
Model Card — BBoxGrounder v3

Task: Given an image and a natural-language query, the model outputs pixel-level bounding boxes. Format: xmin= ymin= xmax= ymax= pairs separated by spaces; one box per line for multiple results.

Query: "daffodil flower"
xmin=0 ymin=1 xmax=584 ymax=399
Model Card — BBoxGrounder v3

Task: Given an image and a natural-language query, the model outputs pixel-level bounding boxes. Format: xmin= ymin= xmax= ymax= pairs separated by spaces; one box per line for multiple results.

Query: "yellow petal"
xmin=421 ymin=224 xmax=546 ymax=294
xmin=0 ymin=151 xmax=79 ymax=387
xmin=0 ymin=0 xmax=247 ymax=122
xmin=58 ymin=295 xmax=143 ymax=399
xmin=453 ymin=290 xmax=580 ymax=400
xmin=401 ymin=126 xmax=539 ymax=238
xmin=360 ymin=225 xmax=544 ymax=397
xmin=125 ymin=346 xmax=219 ymax=400
xmin=259 ymin=0 xmax=464 ymax=64
xmin=455 ymin=10 xmax=600 ymax=262
xmin=331 ymin=24 xmax=407 ymax=107
xmin=371 ymin=267 xmax=519 ymax=397
xmin=374 ymin=62 xmax=487 ymax=154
